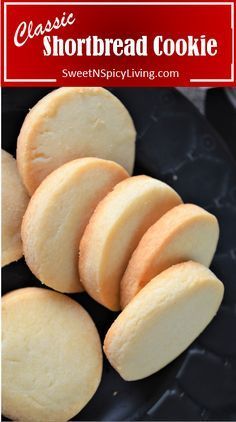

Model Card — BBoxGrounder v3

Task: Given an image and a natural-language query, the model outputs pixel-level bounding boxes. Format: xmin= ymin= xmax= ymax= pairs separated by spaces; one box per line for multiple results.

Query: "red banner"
xmin=1 ymin=1 xmax=235 ymax=86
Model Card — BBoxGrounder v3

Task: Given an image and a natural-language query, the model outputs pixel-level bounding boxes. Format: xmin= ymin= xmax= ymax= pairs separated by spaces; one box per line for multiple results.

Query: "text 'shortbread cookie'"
xmin=104 ymin=261 xmax=224 ymax=381
xmin=2 ymin=150 xmax=29 ymax=267
xmin=121 ymin=203 xmax=219 ymax=308
xmin=22 ymin=158 xmax=128 ymax=293
xmin=79 ymin=175 xmax=182 ymax=310
xmin=2 ymin=287 xmax=103 ymax=422
xmin=17 ymin=87 xmax=136 ymax=195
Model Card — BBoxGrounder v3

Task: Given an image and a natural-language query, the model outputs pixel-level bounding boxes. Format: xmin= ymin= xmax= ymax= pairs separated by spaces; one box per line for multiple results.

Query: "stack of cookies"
xmin=2 ymin=87 xmax=224 ymax=422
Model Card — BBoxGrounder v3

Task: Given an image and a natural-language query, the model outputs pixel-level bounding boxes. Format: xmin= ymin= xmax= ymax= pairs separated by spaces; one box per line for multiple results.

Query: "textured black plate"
xmin=2 ymin=88 xmax=236 ymax=421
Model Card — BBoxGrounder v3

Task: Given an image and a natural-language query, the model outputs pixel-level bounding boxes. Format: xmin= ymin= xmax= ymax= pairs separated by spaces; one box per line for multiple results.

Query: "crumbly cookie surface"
xmin=121 ymin=203 xmax=219 ymax=307
xmin=2 ymin=287 xmax=103 ymax=422
xmin=80 ymin=175 xmax=182 ymax=310
xmin=2 ymin=150 xmax=29 ymax=267
xmin=17 ymin=87 xmax=136 ymax=195
xmin=104 ymin=261 xmax=224 ymax=381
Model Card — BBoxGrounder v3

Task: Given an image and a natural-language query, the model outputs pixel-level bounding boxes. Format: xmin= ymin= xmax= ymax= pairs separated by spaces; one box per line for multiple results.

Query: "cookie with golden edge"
xmin=121 ymin=203 xmax=219 ymax=308
xmin=2 ymin=287 xmax=103 ymax=422
xmin=17 ymin=87 xmax=136 ymax=195
xmin=79 ymin=175 xmax=182 ymax=310
xmin=104 ymin=261 xmax=224 ymax=381
xmin=22 ymin=158 xmax=128 ymax=293
xmin=2 ymin=150 xmax=29 ymax=267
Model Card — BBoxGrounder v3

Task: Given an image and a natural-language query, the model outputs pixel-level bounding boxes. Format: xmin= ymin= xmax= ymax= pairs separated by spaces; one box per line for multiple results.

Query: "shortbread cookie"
xmin=104 ymin=261 xmax=224 ymax=381
xmin=121 ymin=204 xmax=219 ymax=308
xmin=80 ymin=175 xmax=182 ymax=310
xmin=17 ymin=87 xmax=136 ymax=195
xmin=22 ymin=158 xmax=128 ymax=293
xmin=2 ymin=287 xmax=102 ymax=422
xmin=2 ymin=150 xmax=29 ymax=267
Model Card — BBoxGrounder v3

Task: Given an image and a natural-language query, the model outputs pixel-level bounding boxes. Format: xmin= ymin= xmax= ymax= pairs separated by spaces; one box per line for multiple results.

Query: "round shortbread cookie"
xmin=22 ymin=158 xmax=128 ymax=293
xmin=2 ymin=150 xmax=29 ymax=267
xmin=104 ymin=261 xmax=224 ymax=381
xmin=2 ymin=287 xmax=102 ymax=422
xmin=121 ymin=203 xmax=219 ymax=308
xmin=17 ymin=87 xmax=136 ymax=195
xmin=80 ymin=175 xmax=182 ymax=311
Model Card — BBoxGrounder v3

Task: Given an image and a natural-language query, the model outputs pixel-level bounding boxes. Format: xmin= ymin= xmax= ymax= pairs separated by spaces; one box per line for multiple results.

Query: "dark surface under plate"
xmin=2 ymin=87 xmax=236 ymax=421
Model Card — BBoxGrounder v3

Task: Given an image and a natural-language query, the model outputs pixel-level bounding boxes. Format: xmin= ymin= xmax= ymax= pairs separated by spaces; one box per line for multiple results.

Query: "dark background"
xmin=2 ymin=87 xmax=236 ymax=421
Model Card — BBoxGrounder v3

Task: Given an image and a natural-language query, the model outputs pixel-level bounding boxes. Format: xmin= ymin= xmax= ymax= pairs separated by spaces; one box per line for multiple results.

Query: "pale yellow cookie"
xmin=22 ymin=158 xmax=128 ymax=293
xmin=17 ymin=87 xmax=136 ymax=195
xmin=121 ymin=203 xmax=219 ymax=308
xmin=104 ymin=261 xmax=224 ymax=381
xmin=2 ymin=150 xmax=29 ymax=267
xmin=2 ymin=287 xmax=102 ymax=422
xmin=80 ymin=175 xmax=182 ymax=310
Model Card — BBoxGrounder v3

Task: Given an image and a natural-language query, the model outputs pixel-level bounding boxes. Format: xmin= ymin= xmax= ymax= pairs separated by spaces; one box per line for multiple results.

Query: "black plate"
xmin=2 ymin=88 xmax=236 ymax=421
